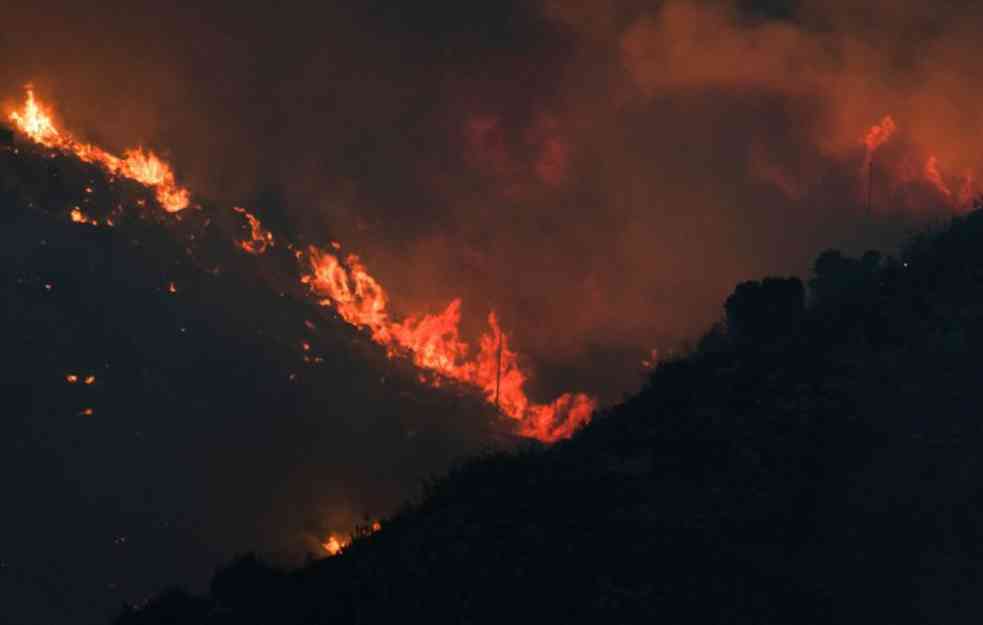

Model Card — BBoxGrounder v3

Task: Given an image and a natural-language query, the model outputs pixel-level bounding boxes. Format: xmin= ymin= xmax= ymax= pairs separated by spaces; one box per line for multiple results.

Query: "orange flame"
xmin=10 ymin=84 xmax=594 ymax=443
xmin=232 ymin=207 xmax=274 ymax=254
xmin=9 ymin=87 xmax=190 ymax=212
xmin=303 ymin=248 xmax=594 ymax=442
xmin=321 ymin=534 xmax=348 ymax=556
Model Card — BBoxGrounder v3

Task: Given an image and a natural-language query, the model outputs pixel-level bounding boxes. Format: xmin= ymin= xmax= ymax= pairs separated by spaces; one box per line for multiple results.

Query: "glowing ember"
xmin=9 ymin=87 xmax=190 ymax=212
xmin=69 ymin=207 xmax=105 ymax=226
xmin=65 ymin=374 xmax=79 ymax=383
xmin=168 ymin=282 xmax=177 ymax=294
xmin=232 ymin=207 xmax=274 ymax=254
xmin=303 ymin=248 xmax=595 ymax=442
xmin=84 ymin=375 xmax=96 ymax=385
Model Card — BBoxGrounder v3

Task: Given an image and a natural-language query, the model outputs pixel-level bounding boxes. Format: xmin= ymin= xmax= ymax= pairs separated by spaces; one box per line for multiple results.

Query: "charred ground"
xmin=117 ymin=205 xmax=983 ymax=623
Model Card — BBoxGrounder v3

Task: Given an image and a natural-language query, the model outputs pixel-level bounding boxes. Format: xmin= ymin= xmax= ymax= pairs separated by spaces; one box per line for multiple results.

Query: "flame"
xmin=303 ymin=248 xmax=595 ymax=442
xmin=9 ymin=84 xmax=593 ymax=443
xmin=232 ymin=207 xmax=274 ymax=254
xmin=321 ymin=534 xmax=348 ymax=556
xmin=9 ymin=87 xmax=190 ymax=212
xmin=84 ymin=375 xmax=96 ymax=385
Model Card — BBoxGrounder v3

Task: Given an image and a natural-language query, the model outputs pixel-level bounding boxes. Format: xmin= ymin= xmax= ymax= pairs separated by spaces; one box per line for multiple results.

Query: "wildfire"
xmin=860 ymin=115 xmax=978 ymax=210
xmin=303 ymin=248 xmax=595 ymax=442
xmin=10 ymin=84 xmax=594 ymax=443
xmin=320 ymin=520 xmax=382 ymax=557
xmin=232 ymin=207 xmax=274 ymax=254
xmin=9 ymin=87 xmax=190 ymax=212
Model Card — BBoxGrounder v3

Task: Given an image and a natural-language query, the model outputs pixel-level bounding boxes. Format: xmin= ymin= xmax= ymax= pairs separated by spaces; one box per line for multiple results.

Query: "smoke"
xmin=6 ymin=1 xmax=983 ymax=619
xmin=3 ymin=0 xmax=981 ymax=418
xmin=3 ymin=0 xmax=982 ymax=441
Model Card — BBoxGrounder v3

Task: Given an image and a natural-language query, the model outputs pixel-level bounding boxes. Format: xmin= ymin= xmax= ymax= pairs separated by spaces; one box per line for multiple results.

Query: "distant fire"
xmin=320 ymin=520 xmax=383 ymax=557
xmin=9 ymin=87 xmax=190 ymax=212
xmin=860 ymin=115 xmax=976 ymax=209
xmin=302 ymin=247 xmax=595 ymax=442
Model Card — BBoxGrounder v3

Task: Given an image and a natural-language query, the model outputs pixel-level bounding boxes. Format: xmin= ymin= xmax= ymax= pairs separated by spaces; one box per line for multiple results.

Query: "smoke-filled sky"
xmin=2 ymin=0 xmax=980 ymax=398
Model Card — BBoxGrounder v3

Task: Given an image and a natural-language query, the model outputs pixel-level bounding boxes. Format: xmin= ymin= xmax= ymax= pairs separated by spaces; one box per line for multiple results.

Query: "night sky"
xmin=2 ymin=0 xmax=983 ymax=622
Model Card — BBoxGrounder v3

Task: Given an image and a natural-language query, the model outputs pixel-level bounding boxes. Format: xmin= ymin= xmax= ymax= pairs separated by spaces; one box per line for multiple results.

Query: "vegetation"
xmin=116 ymin=206 xmax=983 ymax=624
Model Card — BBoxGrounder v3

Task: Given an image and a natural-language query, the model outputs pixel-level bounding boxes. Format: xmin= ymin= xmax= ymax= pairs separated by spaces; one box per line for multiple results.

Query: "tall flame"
xmin=302 ymin=248 xmax=595 ymax=442
xmin=9 ymin=87 xmax=190 ymax=212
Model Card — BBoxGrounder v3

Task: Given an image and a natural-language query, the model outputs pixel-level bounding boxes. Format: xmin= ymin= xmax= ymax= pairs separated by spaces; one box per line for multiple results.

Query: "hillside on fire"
xmin=113 ymin=207 xmax=983 ymax=624
xmin=0 ymin=125 xmax=528 ymax=623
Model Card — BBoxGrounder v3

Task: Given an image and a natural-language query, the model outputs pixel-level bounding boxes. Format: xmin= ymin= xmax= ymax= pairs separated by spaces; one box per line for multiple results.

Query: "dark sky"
xmin=2 ymin=1 xmax=983 ymax=622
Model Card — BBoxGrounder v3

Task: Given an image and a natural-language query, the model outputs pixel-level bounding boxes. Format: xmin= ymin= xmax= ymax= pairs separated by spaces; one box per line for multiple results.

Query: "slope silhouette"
xmin=0 ymin=129 xmax=513 ymax=625
xmin=117 ymin=204 xmax=983 ymax=624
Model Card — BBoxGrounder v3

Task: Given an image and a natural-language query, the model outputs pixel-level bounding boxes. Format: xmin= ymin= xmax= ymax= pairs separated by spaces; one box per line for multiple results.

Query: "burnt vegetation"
xmin=114 ymin=202 xmax=983 ymax=624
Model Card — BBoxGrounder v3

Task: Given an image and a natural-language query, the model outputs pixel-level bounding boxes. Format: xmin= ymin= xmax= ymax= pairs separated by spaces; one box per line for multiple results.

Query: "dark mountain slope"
xmin=120 ymin=207 xmax=983 ymax=624
xmin=0 ymin=131 xmax=510 ymax=625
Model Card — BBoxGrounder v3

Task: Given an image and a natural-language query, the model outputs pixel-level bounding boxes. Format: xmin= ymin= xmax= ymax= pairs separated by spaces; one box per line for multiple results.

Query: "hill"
xmin=117 ymin=205 xmax=983 ymax=624
xmin=0 ymin=128 xmax=514 ymax=625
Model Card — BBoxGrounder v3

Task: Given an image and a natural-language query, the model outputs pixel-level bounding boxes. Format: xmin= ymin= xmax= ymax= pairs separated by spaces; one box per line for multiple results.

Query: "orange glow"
xmin=924 ymin=155 xmax=952 ymax=198
xmin=863 ymin=115 xmax=897 ymax=155
xmin=84 ymin=375 xmax=96 ymax=385
xmin=79 ymin=408 xmax=94 ymax=416
xmin=65 ymin=374 xmax=79 ymax=383
xmin=860 ymin=115 xmax=897 ymax=181
xmin=232 ymin=207 xmax=274 ymax=254
xmin=321 ymin=534 xmax=348 ymax=556
xmin=69 ymin=206 xmax=106 ymax=226
xmin=10 ymin=83 xmax=593 ymax=443
xmin=303 ymin=247 xmax=595 ymax=442
xmin=9 ymin=87 xmax=190 ymax=212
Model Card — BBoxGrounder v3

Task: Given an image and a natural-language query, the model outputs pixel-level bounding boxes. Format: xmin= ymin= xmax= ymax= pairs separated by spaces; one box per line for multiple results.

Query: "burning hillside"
xmin=6 ymin=86 xmax=595 ymax=443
